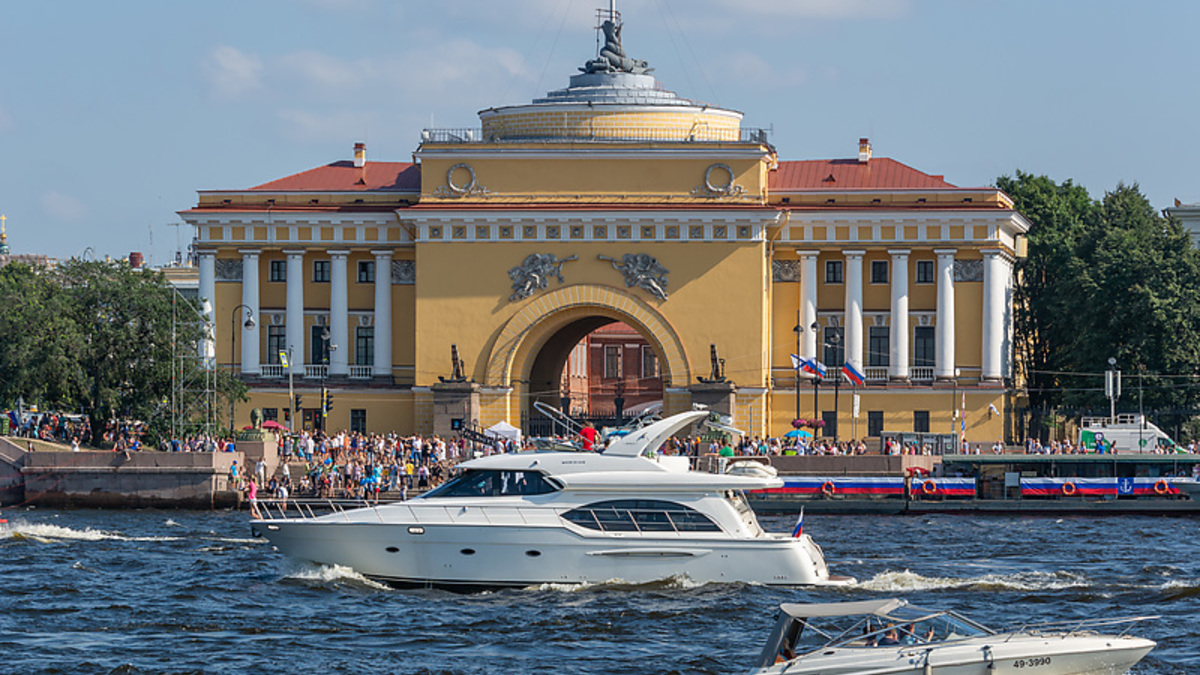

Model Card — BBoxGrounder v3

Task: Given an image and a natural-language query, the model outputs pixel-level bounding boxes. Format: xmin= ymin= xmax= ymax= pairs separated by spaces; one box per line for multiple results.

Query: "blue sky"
xmin=2 ymin=0 xmax=1196 ymax=262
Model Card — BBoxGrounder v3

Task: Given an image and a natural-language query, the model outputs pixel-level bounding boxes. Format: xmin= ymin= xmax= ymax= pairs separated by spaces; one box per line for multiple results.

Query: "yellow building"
xmin=180 ymin=14 xmax=1027 ymax=446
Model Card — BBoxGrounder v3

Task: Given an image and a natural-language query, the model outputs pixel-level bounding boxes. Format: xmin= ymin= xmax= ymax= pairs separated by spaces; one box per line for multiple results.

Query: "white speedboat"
xmin=751 ymin=598 xmax=1155 ymax=675
xmin=251 ymin=410 xmax=854 ymax=590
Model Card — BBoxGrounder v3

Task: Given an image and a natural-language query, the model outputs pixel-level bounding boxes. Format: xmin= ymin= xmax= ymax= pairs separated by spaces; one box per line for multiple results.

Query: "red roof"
xmin=250 ymin=161 xmax=420 ymax=192
xmin=770 ymin=158 xmax=956 ymax=191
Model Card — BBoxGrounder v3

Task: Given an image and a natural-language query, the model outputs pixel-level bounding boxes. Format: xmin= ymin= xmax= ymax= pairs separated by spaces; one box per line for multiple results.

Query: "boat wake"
xmin=530 ymin=574 xmax=708 ymax=593
xmin=0 ymin=519 xmax=182 ymax=543
xmin=282 ymin=562 xmax=392 ymax=591
xmin=859 ymin=569 xmax=1090 ymax=592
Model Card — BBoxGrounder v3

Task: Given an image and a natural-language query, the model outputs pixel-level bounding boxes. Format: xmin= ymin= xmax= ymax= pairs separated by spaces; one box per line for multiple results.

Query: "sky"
xmin=2 ymin=0 xmax=1198 ymax=263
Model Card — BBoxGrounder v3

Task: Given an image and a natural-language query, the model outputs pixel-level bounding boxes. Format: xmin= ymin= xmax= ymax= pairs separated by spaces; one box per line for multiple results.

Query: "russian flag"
xmin=803 ymin=359 xmax=828 ymax=378
xmin=842 ymin=361 xmax=865 ymax=386
xmin=791 ymin=507 xmax=804 ymax=537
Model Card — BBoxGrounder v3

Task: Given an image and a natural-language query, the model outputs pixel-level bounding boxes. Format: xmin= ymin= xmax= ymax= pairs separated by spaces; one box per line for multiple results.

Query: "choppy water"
xmin=0 ymin=509 xmax=1196 ymax=674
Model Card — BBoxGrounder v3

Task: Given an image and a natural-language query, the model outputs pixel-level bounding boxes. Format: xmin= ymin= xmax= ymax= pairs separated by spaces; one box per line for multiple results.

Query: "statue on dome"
xmin=581 ymin=18 xmax=652 ymax=75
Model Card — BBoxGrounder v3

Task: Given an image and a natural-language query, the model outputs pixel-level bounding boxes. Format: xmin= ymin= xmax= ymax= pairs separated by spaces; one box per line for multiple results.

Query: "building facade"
xmin=180 ymin=14 xmax=1027 ymax=444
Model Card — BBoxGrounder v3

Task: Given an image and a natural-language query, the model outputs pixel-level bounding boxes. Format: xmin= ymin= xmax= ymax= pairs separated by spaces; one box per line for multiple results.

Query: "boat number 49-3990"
xmin=1012 ymin=657 xmax=1052 ymax=668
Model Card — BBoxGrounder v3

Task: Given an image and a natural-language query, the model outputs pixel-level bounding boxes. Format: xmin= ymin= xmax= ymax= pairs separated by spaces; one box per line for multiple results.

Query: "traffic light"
xmin=324 ymin=389 xmax=334 ymax=414
xmin=321 ymin=388 xmax=327 ymax=418
xmin=293 ymin=394 xmax=303 ymax=412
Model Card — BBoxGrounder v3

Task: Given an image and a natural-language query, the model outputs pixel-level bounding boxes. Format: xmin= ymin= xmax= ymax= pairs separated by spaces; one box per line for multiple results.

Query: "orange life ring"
xmin=921 ymin=479 xmax=937 ymax=495
xmin=1154 ymin=479 xmax=1170 ymax=495
xmin=821 ymin=481 xmax=835 ymax=496
xmin=1062 ymin=481 xmax=1078 ymax=496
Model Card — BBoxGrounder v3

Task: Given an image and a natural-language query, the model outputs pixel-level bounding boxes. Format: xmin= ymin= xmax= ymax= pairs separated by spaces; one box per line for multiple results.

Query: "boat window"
xmin=420 ymin=469 xmax=558 ymax=498
xmin=561 ymin=500 xmax=722 ymax=533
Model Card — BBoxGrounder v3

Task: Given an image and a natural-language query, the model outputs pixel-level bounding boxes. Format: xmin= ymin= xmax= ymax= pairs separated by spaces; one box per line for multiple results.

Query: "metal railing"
xmin=1005 ymin=615 xmax=1158 ymax=641
xmin=420 ymin=127 xmax=771 ymax=145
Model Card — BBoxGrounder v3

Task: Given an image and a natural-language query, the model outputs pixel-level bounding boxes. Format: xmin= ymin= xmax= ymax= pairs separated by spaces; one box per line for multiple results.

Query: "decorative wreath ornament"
xmin=446 ymin=163 xmax=477 ymax=194
xmin=704 ymin=163 xmax=735 ymax=194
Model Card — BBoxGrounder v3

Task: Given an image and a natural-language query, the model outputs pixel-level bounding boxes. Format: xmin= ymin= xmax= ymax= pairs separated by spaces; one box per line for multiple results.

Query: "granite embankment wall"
xmin=0 ymin=438 xmax=243 ymax=508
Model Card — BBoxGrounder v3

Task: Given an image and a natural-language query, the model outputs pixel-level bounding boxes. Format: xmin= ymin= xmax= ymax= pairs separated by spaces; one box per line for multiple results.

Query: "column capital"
xmin=283 ymin=249 xmax=307 ymax=257
xmin=794 ymin=249 xmax=820 ymax=259
xmin=934 ymin=248 xmax=957 ymax=258
xmin=328 ymin=249 xmax=351 ymax=259
xmin=887 ymin=249 xmax=911 ymax=257
xmin=196 ymin=249 xmax=217 ymax=259
xmin=981 ymin=248 xmax=1016 ymax=263
xmin=371 ymin=249 xmax=395 ymax=259
xmin=238 ymin=248 xmax=262 ymax=256
xmin=843 ymin=249 xmax=866 ymax=259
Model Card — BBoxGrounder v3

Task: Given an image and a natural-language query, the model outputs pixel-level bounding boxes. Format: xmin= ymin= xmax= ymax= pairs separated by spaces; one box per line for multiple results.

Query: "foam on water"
xmin=0 ymin=519 xmax=181 ymax=543
xmin=859 ymin=569 xmax=1091 ymax=592
xmin=283 ymin=562 xmax=392 ymax=590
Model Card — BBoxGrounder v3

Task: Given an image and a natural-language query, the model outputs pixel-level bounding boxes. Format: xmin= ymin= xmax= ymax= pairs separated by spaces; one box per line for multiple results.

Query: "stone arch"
xmin=485 ymin=284 xmax=690 ymax=389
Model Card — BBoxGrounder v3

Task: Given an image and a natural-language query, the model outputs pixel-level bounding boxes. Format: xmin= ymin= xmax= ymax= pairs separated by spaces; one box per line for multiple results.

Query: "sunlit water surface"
xmin=1 ymin=509 xmax=1196 ymax=674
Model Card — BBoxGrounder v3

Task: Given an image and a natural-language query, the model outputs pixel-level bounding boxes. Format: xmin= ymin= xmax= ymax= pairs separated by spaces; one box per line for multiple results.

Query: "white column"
xmin=285 ymin=250 xmax=306 ymax=370
xmin=372 ymin=250 xmax=394 ymax=380
xmin=935 ymin=249 xmax=957 ymax=380
xmin=889 ymin=249 xmax=910 ymax=381
xmin=844 ymin=250 xmax=865 ymax=371
xmin=197 ymin=251 xmax=216 ymax=366
xmin=981 ymin=249 xmax=1008 ymax=382
xmin=797 ymin=251 xmax=819 ymax=359
xmin=329 ymin=250 xmax=350 ymax=376
xmin=240 ymin=249 xmax=261 ymax=375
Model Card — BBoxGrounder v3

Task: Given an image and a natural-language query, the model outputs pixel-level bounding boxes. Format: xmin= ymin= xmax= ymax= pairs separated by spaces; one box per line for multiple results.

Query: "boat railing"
xmin=256 ymin=497 xmax=396 ymax=522
xmin=1005 ymin=614 xmax=1159 ymax=641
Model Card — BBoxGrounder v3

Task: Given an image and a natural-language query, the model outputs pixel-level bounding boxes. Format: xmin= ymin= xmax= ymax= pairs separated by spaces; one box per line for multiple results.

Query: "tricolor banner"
xmin=913 ymin=477 xmax=976 ymax=497
xmin=1020 ymin=477 xmax=1117 ymax=497
xmin=758 ymin=477 xmax=905 ymax=496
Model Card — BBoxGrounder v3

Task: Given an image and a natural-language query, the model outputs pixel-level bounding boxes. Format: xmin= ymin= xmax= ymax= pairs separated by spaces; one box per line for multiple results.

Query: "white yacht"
xmin=752 ymin=598 xmax=1155 ymax=675
xmin=251 ymin=410 xmax=854 ymax=590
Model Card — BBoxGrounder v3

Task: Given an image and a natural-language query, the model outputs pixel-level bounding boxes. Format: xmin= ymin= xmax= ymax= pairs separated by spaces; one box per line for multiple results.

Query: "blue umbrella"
xmin=784 ymin=429 xmax=812 ymax=438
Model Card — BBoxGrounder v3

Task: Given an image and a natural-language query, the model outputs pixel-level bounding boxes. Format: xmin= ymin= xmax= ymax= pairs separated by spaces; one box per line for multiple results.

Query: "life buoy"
xmin=1154 ymin=479 xmax=1170 ymax=495
xmin=1062 ymin=482 xmax=1078 ymax=496
xmin=821 ymin=481 xmax=835 ymax=496
xmin=921 ymin=480 xmax=937 ymax=495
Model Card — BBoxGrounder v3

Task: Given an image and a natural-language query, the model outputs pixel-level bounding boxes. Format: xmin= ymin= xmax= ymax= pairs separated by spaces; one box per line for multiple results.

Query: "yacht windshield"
xmin=421 ymin=469 xmax=559 ymax=498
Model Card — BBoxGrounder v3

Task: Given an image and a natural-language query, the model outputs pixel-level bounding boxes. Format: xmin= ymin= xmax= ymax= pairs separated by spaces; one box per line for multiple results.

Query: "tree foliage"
xmin=0 ymin=259 xmax=245 ymax=445
xmin=1002 ymin=172 xmax=1200 ymax=437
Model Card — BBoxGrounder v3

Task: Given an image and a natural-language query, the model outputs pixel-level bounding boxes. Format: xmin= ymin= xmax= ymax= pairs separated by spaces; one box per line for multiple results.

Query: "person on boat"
xmin=245 ymin=476 xmax=262 ymax=519
xmin=580 ymin=422 xmax=598 ymax=451
xmin=877 ymin=625 xmax=901 ymax=646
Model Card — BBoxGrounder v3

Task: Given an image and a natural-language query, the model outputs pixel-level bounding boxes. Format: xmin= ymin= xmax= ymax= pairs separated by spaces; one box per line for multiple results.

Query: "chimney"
xmin=353 ymin=142 xmax=366 ymax=168
xmin=858 ymin=138 xmax=872 ymax=164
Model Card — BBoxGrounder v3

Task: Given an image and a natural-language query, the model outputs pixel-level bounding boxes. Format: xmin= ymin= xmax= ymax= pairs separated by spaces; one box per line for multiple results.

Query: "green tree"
xmin=0 ymin=262 xmax=84 ymax=408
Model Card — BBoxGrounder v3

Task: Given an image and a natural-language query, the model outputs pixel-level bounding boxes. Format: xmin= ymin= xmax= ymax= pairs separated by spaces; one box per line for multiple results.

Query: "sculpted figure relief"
xmin=581 ymin=19 xmax=652 ymax=75
xmin=598 ymin=253 xmax=669 ymax=301
xmin=508 ymin=253 xmax=578 ymax=302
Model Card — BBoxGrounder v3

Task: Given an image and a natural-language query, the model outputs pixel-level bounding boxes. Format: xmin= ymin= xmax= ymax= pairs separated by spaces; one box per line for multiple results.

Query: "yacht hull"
xmin=255 ymin=519 xmax=847 ymax=589
xmin=756 ymin=635 xmax=1155 ymax=675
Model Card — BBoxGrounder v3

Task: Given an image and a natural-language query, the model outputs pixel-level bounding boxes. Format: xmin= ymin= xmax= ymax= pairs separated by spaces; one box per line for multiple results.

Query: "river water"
xmin=1 ymin=509 xmax=1195 ymax=674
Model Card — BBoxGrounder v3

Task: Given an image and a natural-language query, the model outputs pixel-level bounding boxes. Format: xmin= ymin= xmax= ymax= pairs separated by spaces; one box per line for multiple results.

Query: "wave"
xmin=0 ymin=519 xmax=181 ymax=543
xmin=283 ymin=562 xmax=392 ymax=590
xmin=858 ymin=569 xmax=1091 ymax=592
xmin=529 ymin=574 xmax=709 ymax=593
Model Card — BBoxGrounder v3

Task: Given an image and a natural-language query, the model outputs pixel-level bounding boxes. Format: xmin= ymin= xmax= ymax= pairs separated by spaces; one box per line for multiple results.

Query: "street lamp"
xmin=228 ymin=304 xmax=255 ymax=433
xmin=1105 ymin=356 xmax=1120 ymax=424
xmin=825 ymin=330 xmax=842 ymax=443
xmin=319 ymin=327 xmax=337 ymax=432
xmin=793 ymin=314 xmax=804 ymax=424
xmin=793 ymin=319 xmax=822 ymax=429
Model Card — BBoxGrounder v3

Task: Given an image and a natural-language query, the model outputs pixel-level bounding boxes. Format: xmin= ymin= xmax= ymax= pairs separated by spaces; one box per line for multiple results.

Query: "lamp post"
xmin=228 ymin=304 xmax=255 ymax=433
xmin=825 ymin=330 xmax=842 ymax=443
xmin=793 ymin=314 xmax=803 ymax=424
xmin=320 ymin=328 xmax=337 ymax=432
xmin=950 ymin=366 xmax=961 ymax=449
xmin=809 ymin=321 xmax=821 ymax=423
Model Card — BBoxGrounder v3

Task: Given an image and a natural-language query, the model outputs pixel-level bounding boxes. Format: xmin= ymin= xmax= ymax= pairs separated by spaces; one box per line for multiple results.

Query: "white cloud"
xmin=204 ymin=46 xmax=265 ymax=97
xmin=41 ymin=191 xmax=87 ymax=222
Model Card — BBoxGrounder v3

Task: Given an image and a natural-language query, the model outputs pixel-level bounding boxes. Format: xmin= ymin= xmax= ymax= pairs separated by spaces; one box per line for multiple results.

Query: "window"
xmin=916 ymin=260 xmax=935 ymax=284
xmin=822 ymin=411 xmax=838 ymax=439
xmin=914 ymin=327 xmax=936 ymax=367
xmin=914 ymin=411 xmax=930 ymax=433
xmin=355 ymin=326 xmax=374 ymax=366
xmin=870 ymin=260 xmax=888 ymax=284
xmin=604 ymin=345 xmax=622 ymax=379
xmin=262 ymin=408 xmax=278 ymax=422
xmin=561 ymin=500 xmax=722 ymax=533
xmin=269 ymin=260 xmax=287 ymax=283
xmin=868 ymin=411 xmax=884 ymax=437
xmin=267 ymin=326 xmax=287 ymax=364
xmin=825 ymin=260 xmax=844 ymax=284
xmin=868 ymin=326 xmax=890 ymax=368
xmin=357 ymin=260 xmax=375 ymax=284
xmin=422 ymin=469 xmax=559 ymax=498
xmin=641 ymin=346 xmax=659 ymax=379
xmin=350 ymin=409 xmax=367 ymax=434
xmin=311 ymin=325 xmax=331 ymax=365
xmin=313 ymin=260 xmax=331 ymax=283
xmin=823 ymin=327 xmax=844 ymax=369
